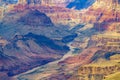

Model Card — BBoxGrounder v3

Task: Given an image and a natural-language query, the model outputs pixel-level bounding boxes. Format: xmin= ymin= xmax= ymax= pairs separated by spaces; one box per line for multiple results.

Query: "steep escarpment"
xmin=82 ymin=0 xmax=120 ymax=31
xmin=76 ymin=53 xmax=120 ymax=80
xmin=0 ymin=9 xmax=76 ymax=78
xmin=1 ymin=0 xmax=120 ymax=80
xmin=0 ymin=9 xmax=76 ymax=39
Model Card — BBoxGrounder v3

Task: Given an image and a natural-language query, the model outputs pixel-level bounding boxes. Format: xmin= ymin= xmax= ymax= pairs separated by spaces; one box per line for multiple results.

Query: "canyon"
xmin=0 ymin=0 xmax=120 ymax=80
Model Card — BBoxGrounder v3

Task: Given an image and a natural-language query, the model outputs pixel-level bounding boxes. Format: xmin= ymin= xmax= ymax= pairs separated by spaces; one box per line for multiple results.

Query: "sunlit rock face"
xmin=41 ymin=0 xmax=74 ymax=7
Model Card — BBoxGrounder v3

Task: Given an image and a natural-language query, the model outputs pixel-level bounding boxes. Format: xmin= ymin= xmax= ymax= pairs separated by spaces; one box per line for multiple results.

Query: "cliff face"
xmin=39 ymin=0 xmax=120 ymax=28
xmin=41 ymin=0 xmax=74 ymax=7
xmin=4 ymin=0 xmax=120 ymax=28
xmin=82 ymin=0 xmax=120 ymax=31
xmin=1 ymin=0 xmax=120 ymax=80
xmin=0 ymin=9 xmax=76 ymax=78
xmin=76 ymin=53 xmax=120 ymax=80
xmin=0 ymin=7 xmax=87 ymax=79
xmin=2 ymin=0 xmax=74 ymax=7
xmin=77 ymin=64 xmax=120 ymax=80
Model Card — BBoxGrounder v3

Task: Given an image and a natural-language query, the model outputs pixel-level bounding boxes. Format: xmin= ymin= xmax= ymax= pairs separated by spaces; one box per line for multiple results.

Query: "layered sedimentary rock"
xmin=0 ymin=33 xmax=69 ymax=77
xmin=59 ymin=47 xmax=99 ymax=69
xmin=76 ymin=53 xmax=120 ymax=80
xmin=91 ymin=32 xmax=120 ymax=52
xmin=0 ymin=9 xmax=73 ymax=79
xmin=1 ymin=0 xmax=120 ymax=80
xmin=2 ymin=0 xmax=120 ymax=28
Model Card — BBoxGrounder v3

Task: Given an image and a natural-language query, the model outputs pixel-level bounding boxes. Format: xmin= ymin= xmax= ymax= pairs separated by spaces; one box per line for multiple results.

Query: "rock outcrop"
xmin=0 ymin=33 xmax=69 ymax=77
xmin=76 ymin=53 xmax=120 ymax=80
xmin=18 ymin=10 xmax=54 ymax=26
